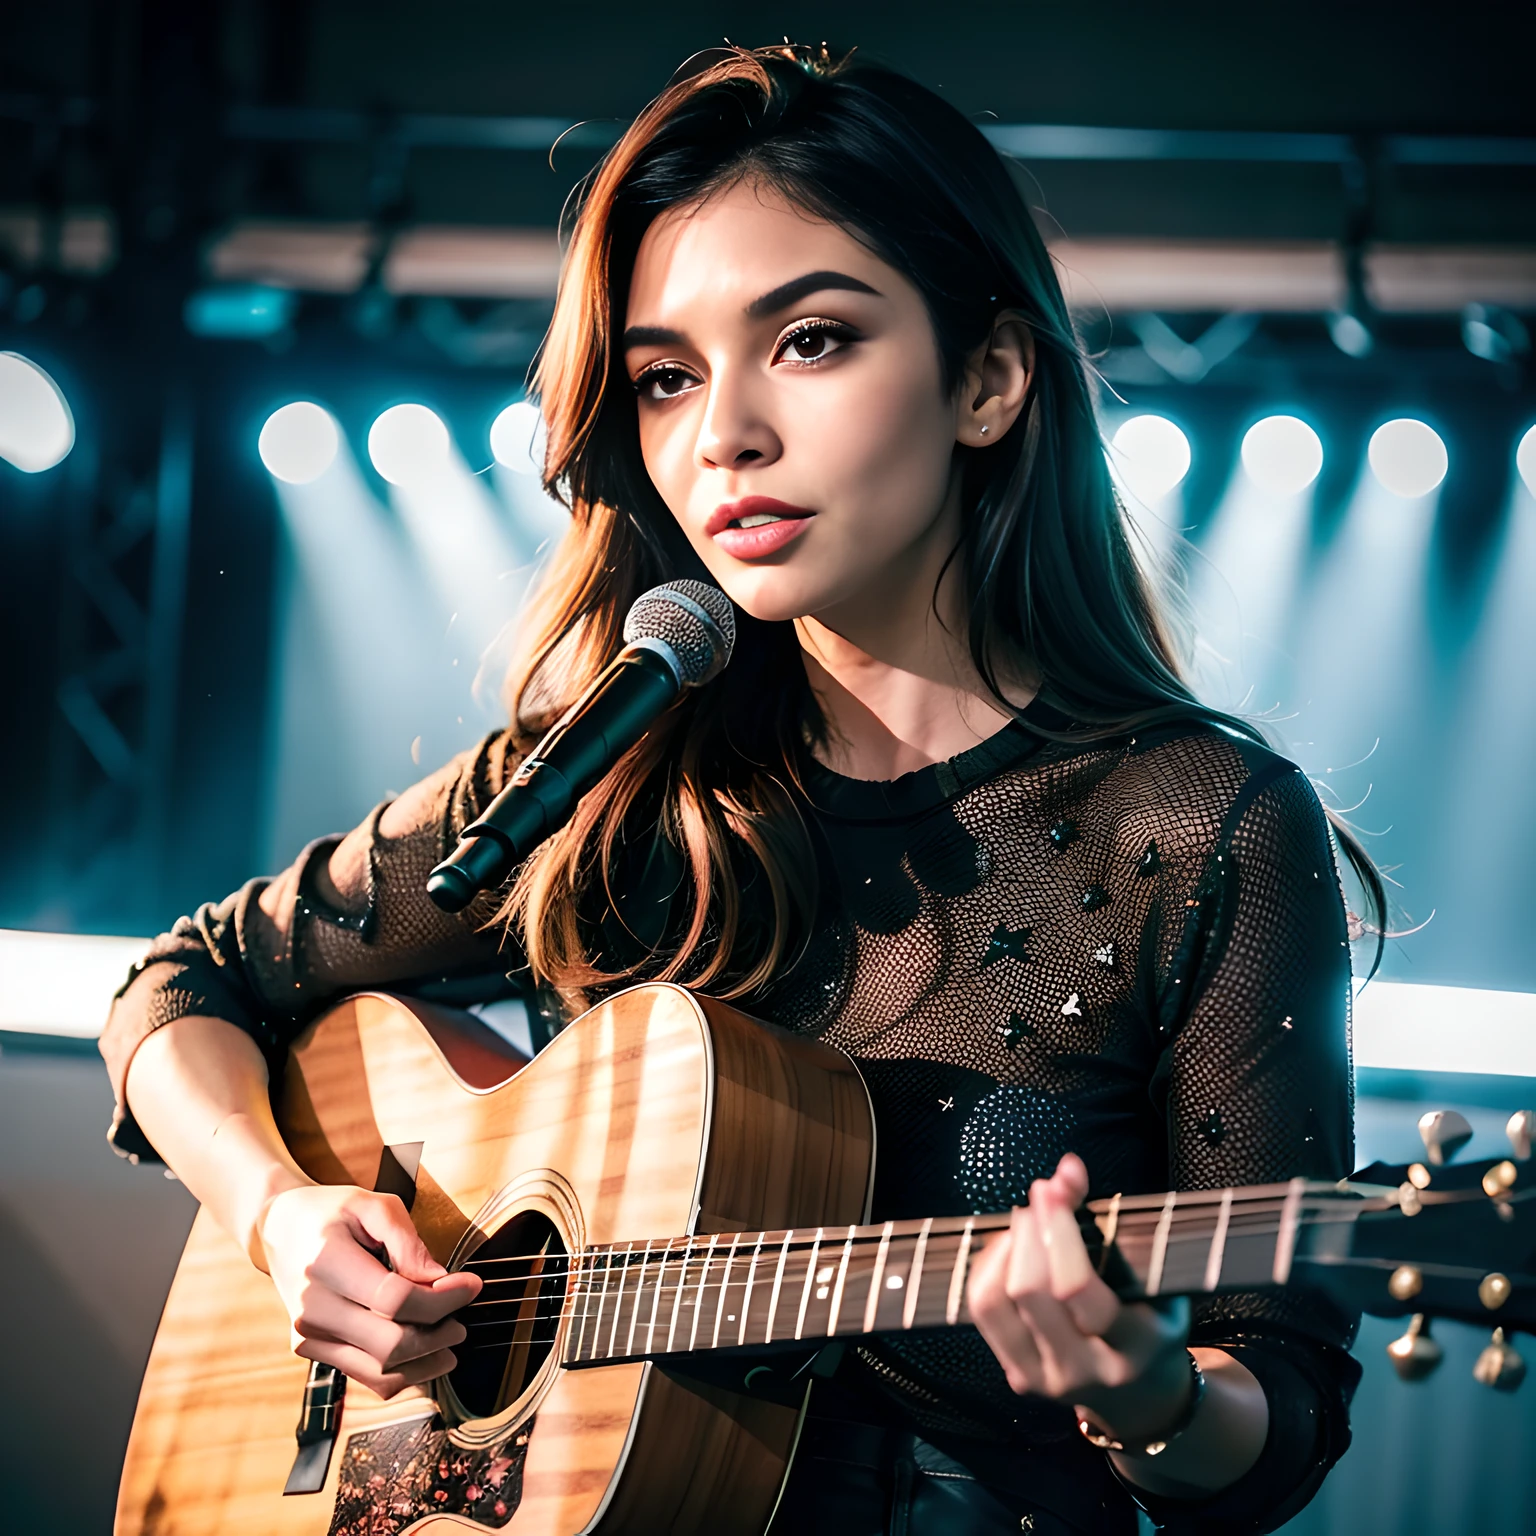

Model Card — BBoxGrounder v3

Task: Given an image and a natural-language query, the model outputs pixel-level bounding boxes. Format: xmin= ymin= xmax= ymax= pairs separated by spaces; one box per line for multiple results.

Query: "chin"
xmin=706 ymin=564 xmax=835 ymax=626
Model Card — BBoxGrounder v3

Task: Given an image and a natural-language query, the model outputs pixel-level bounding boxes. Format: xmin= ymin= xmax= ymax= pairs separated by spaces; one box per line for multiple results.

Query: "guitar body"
xmin=115 ymin=985 xmax=876 ymax=1535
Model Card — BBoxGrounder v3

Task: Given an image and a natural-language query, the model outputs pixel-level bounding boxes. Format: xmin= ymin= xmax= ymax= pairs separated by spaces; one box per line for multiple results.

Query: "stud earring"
xmin=979 ymin=425 xmax=990 ymax=436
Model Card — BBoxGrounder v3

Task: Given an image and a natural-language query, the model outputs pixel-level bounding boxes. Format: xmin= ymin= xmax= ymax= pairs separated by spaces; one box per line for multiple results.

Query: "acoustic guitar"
xmin=115 ymin=983 xmax=1535 ymax=1535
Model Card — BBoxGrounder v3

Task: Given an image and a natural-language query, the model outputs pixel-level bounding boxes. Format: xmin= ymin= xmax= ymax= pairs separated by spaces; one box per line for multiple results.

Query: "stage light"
xmin=258 ymin=401 xmax=339 ymax=484
xmin=1240 ymin=415 xmax=1323 ymax=496
xmin=1368 ymin=418 xmax=1448 ymax=498
xmin=1517 ymin=424 xmax=1536 ymax=499
xmin=368 ymin=403 xmax=452 ymax=486
xmin=1326 ymin=311 xmax=1374 ymax=359
xmin=0 ymin=350 xmax=75 ymax=472
xmin=490 ymin=400 xmax=545 ymax=476
xmin=184 ymin=283 xmax=297 ymax=341
xmin=1109 ymin=414 xmax=1190 ymax=504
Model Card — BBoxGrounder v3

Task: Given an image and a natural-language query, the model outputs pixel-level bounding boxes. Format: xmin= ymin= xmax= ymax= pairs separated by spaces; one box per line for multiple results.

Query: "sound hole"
xmin=450 ymin=1210 xmax=568 ymax=1420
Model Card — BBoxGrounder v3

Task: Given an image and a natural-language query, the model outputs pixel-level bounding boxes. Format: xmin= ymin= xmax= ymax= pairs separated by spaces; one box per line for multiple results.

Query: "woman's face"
xmin=623 ymin=180 xmax=973 ymax=628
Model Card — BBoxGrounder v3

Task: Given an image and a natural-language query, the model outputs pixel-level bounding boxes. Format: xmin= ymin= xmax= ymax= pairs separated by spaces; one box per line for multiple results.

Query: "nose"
xmin=695 ymin=367 xmax=780 ymax=473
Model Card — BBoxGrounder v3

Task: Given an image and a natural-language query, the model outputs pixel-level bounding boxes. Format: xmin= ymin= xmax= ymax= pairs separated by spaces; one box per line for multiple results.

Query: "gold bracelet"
xmin=1076 ymin=1353 xmax=1206 ymax=1458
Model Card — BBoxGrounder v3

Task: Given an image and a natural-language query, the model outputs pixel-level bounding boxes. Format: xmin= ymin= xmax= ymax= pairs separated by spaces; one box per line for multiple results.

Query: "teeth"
xmin=734 ymin=513 xmax=784 ymax=529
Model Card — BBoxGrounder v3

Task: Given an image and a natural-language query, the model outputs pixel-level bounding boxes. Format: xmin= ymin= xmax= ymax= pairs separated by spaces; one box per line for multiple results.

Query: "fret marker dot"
xmin=728 ymin=1314 xmax=736 ymax=1322
xmin=816 ymin=1265 xmax=835 ymax=1283
xmin=816 ymin=1285 xmax=830 ymax=1299
xmin=886 ymin=1274 xmax=904 ymax=1290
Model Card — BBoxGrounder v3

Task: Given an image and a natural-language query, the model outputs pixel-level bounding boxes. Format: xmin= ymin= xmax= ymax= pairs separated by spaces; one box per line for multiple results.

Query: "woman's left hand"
xmin=966 ymin=1152 xmax=1195 ymax=1441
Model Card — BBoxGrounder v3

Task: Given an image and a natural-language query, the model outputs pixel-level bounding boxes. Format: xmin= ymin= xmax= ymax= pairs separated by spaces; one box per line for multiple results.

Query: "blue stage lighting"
xmin=1518 ymin=424 xmax=1536 ymax=499
xmin=489 ymin=400 xmax=545 ymax=476
xmin=1368 ymin=419 xmax=1448 ymax=498
xmin=1110 ymin=414 xmax=1191 ymax=504
xmin=369 ymin=404 xmax=452 ymax=486
xmin=0 ymin=350 xmax=75 ymax=473
xmin=1240 ymin=415 xmax=1323 ymax=496
xmin=184 ymin=284 xmax=298 ymax=340
xmin=258 ymin=402 xmax=340 ymax=485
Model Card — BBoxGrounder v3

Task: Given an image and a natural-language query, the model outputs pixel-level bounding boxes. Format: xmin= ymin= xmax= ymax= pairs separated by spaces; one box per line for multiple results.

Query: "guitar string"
xmin=458 ymin=1221 xmax=1533 ymax=1354
xmin=443 ymin=1186 xmax=1530 ymax=1347
xmin=454 ymin=1193 xmax=1369 ymax=1289
xmin=451 ymin=1207 xmax=1413 ymax=1343
xmin=454 ymin=1190 xmax=1324 ymax=1281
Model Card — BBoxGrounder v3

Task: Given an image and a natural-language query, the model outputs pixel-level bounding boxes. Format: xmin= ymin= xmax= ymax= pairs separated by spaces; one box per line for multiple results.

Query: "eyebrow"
xmin=745 ymin=270 xmax=881 ymax=319
xmin=621 ymin=270 xmax=883 ymax=352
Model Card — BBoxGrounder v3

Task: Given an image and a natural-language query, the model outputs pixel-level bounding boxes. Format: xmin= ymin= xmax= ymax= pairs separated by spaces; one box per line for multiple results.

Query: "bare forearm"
xmin=123 ymin=1016 xmax=312 ymax=1268
xmin=1108 ymin=1347 xmax=1268 ymax=1496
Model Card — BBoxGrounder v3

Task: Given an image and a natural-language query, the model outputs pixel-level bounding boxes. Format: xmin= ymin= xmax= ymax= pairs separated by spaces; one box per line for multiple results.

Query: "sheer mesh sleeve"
xmin=100 ymin=731 xmax=523 ymax=1162
xmin=1135 ymin=760 xmax=1361 ymax=1535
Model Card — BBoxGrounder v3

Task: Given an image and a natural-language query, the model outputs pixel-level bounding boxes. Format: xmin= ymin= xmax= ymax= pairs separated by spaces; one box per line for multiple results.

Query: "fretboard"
xmin=561 ymin=1177 xmax=1363 ymax=1367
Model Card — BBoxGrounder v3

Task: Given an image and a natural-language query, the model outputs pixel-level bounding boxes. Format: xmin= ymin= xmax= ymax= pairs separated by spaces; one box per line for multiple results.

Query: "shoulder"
xmin=1092 ymin=719 xmax=1322 ymax=872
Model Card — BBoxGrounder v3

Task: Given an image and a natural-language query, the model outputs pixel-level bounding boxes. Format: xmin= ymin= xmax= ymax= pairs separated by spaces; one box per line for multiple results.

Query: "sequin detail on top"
xmin=751 ymin=721 xmax=1357 ymax=1433
xmin=957 ymin=1085 xmax=1080 ymax=1211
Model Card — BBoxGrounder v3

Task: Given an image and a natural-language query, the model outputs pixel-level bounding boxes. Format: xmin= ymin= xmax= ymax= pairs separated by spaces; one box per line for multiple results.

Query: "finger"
xmin=294 ymin=1335 xmax=459 ymax=1399
xmin=292 ymin=1284 xmax=467 ymax=1368
xmin=308 ymin=1227 xmax=473 ymax=1324
xmin=305 ymin=1222 xmax=460 ymax=1320
xmin=1034 ymin=1177 xmax=1119 ymax=1338
xmin=967 ymin=1229 xmax=1045 ymax=1394
xmin=1005 ymin=1194 xmax=1051 ymax=1299
xmin=396 ymin=1270 xmax=482 ymax=1325
xmin=349 ymin=1194 xmax=447 ymax=1284
xmin=1051 ymin=1152 xmax=1090 ymax=1206
xmin=1011 ymin=1292 xmax=1118 ymax=1398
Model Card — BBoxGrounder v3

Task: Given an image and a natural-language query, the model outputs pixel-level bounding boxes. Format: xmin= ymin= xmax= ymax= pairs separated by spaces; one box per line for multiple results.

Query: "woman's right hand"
xmin=256 ymin=1182 xmax=483 ymax=1399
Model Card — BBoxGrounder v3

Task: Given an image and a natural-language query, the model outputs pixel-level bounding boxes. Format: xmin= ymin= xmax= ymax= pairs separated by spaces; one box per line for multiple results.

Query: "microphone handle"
xmin=425 ymin=645 xmax=681 ymax=913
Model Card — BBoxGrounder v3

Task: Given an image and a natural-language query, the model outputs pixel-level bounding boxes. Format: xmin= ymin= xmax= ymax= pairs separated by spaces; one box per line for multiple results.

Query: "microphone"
xmin=425 ymin=580 xmax=736 ymax=913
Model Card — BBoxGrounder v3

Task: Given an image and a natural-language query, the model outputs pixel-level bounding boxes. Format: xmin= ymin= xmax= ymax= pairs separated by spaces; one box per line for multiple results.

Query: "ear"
xmin=956 ymin=314 xmax=1035 ymax=449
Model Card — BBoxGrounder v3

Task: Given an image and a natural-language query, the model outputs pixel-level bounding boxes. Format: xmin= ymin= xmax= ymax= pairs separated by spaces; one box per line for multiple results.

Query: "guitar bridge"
xmin=283 ymin=1360 xmax=348 ymax=1495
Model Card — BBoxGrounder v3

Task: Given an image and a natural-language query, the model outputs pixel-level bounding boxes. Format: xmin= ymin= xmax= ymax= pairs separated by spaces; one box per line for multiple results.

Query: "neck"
xmin=794 ymin=484 xmax=1028 ymax=781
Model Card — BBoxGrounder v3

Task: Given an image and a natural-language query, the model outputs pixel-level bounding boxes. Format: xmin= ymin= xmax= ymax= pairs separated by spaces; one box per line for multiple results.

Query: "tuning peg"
xmin=1386 ymin=1314 xmax=1444 ymax=1381
xmin=1507 ymin=1111 xmax=1535 ymax=1162
xmin=1418 ymin=1109 xmax=1474 ymax=1166
xmin=1473 ymin=1328 xmax=1527 ymax=1392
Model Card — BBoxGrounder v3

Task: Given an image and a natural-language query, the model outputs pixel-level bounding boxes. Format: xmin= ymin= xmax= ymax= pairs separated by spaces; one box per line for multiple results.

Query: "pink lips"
xmin=707 ymin=496 xmax=815 ymax=560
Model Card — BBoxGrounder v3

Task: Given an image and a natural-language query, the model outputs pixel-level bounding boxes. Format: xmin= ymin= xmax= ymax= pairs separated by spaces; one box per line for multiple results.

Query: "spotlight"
xmin=1240 ymin=415 xmax=1323 ymax=496
xmin=368 ymin=404 xmax=451 ymax=486
xmin=1110 ymin=414 xmax=1191 ymax=504
xmin=258 ymin=402 xmax=339 ymax=484
xmin=1368 ymin=419 xmax=1448 ymax=499
xmin=489 ymin=400 xmax=546 ymax=476
xmin=1518 ymin=425 xmax=1536 ymax=500
xmin=1327 ymin=312 xmax=1374 ymax=359
xmin=1462 ymin=304 xmax=1529 ymax=367
xmin=0 ymin=351 xmax=75 ymax=473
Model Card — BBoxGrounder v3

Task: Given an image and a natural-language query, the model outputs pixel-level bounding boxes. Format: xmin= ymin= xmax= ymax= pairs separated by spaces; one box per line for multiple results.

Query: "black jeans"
xmin=769 ymin=1417 xmax=1140 ymax=1536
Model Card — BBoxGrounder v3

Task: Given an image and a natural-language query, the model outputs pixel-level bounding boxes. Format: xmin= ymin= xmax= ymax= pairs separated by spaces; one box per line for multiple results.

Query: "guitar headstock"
xmin=1319 ymin=1109 xmax=1536 ymax=1390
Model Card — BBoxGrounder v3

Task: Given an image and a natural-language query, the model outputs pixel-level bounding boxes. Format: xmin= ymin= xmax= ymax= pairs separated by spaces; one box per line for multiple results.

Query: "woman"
xmin=103 ymin=44 xmax=1381 ymax=1536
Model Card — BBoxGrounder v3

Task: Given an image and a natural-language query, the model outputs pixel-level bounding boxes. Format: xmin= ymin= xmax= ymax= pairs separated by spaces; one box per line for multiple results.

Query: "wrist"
xmin=1076 ymin=1350 xmax=1201 ymax=1455
xmin=210 ymin=1112 xmax=313 ymax=1270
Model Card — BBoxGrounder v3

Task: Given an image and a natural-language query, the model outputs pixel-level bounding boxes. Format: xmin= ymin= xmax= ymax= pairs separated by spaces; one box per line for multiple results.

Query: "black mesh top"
xmin=100 ymin=705 xmax=1363 ymax=1535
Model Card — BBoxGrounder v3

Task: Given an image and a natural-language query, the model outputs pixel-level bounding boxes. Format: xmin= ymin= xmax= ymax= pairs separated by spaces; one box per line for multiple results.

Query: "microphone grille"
xmin=623 ymin=580 xmax=736 ymax=686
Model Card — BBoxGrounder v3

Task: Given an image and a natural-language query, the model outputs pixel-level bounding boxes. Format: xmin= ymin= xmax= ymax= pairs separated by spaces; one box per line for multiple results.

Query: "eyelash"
xmin=631 ymin=318 xmax=860 ymax=399
xmin=773 ymin=317 xmax=859 ymax=365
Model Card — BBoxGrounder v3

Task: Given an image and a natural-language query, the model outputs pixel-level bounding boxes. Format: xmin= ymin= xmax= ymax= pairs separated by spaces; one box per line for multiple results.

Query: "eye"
xmin=634 ymin=365 xmax=699 ymax=401
xmin=774 ymin=319 xmax=857 ymax=367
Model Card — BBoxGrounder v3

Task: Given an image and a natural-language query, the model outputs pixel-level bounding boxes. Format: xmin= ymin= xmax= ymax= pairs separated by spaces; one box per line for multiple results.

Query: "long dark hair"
xmin=502 ymin=43 xmax=1385 ymax=996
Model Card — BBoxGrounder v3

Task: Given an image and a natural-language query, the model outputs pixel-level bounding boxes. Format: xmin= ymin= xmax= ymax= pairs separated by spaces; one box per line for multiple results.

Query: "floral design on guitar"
xmin=328 ymin=1414 xmax=533 ymax=1534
